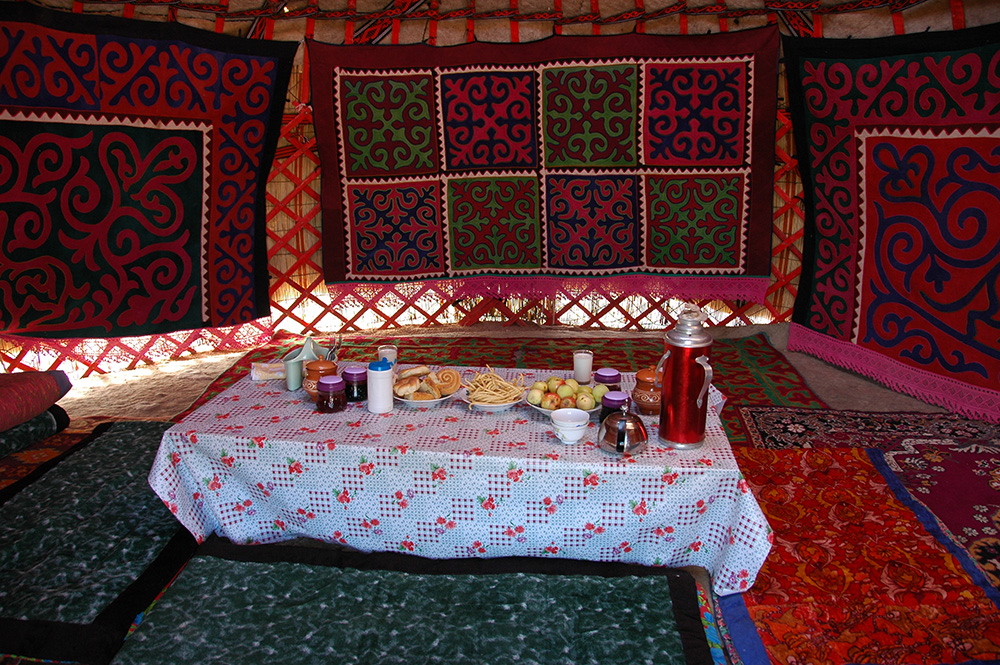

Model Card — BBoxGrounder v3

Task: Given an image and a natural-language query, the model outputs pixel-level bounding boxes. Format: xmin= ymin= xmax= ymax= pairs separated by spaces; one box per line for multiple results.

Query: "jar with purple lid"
xmin=341 ymin=365 xmax=368 ymax=402
xmin=594 ymin=367 xmax=622 ymax=392
xmin=599 ymin=390 xmax=630 ymax=425
xmin=316 ymin=375 xmax=346 ymax=413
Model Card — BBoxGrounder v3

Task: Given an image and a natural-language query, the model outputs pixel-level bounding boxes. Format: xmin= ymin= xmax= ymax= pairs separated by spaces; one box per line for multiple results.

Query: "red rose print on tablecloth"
xmin=654 ymin=525 xmax=675 ymax=541
xmin=630 ymin=498 xmax=652 ymax=521
xmin=504 ymin=525 xmax=527 ymax=542
xmin=337 ymin=488 xmax=351 ymax=508
xmin=479 ymin=494 xmax=498 ymax=514
xmin=204 ymin=474 xmax=222 ymax=493
xmin=394 ymin=490 xmax=413 ymax=508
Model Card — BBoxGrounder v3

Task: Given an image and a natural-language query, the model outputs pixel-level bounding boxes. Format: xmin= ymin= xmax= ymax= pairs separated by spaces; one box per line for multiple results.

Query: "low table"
xmin=149 ymin=365 xmax=772 ymax=596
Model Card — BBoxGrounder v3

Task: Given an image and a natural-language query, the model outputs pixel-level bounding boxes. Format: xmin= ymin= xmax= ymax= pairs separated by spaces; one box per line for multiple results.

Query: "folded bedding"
xmin=112 ymin=540 xmax=714 ymax=665
xmin=0 ymin=403 xmax=70 ymax=459
xmin=0 ymin=370 xmax=72 ymax=459
xmin=0 ymin=420 xmax=198 ymax=665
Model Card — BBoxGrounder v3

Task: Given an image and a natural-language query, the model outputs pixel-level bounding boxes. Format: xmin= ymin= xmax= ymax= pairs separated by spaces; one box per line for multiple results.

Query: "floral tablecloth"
xmin=149 ymin=366 xmax=772 ymax=596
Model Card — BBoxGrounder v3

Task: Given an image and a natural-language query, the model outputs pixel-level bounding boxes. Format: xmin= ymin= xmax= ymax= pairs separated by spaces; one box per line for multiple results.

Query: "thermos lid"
xmin=368 ymin=359 xmax=392 ymax=371
xmin=318 ymin=375 xmax=345 ymax=390
xmin=665 ymin=306 xmax=712 ymax=348
xmin=601 ymin=390 xmax=629 ymax=407
xmin=341 ymin=366 xmax=367 ymax=381
xmin=594 ymin=368 xmax=621 ymax=384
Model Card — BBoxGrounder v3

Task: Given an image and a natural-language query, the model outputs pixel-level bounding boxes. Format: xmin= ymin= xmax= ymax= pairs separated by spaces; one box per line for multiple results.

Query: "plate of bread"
xmin=392 ymin=366 xmax=462 ymax=406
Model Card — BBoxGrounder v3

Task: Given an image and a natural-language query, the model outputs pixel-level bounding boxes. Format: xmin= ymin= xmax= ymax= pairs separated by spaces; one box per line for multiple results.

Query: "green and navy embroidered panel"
xmin=309 ymin=29 xmax=778 ymax=290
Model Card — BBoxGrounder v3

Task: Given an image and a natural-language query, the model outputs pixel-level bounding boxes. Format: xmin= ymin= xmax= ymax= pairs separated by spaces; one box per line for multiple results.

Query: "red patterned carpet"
xmin=732 ymin=446 xmax=1000 ymax=665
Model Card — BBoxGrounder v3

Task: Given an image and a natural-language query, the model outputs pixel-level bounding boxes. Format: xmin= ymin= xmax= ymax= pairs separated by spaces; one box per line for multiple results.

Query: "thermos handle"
xmin=654 ymin=350 xmax=671 ymax=389
xmin=695 ymin=355 xmax=713 ymax=409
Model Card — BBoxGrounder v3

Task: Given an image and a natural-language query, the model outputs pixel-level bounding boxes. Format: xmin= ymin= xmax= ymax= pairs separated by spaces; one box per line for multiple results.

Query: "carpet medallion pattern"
xmin=883 ymin=442 xmax=1000 ymax=592
xmin=736 ymin=406 xmax=1000 ymax=450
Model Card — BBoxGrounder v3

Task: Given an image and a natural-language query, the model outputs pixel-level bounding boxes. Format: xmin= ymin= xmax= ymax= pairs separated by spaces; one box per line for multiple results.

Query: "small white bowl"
xmin=551 ymin=408 xmax=589 ymax=444
xmin=551 ymin=408 xmax=589 ymax=428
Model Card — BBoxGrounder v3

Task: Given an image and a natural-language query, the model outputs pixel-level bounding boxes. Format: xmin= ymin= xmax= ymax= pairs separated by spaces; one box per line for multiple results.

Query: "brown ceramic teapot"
xmin=631 ymin=367 xmax=661 ymax=415
xmin=303 ymin=359 xmax=337 ymax=402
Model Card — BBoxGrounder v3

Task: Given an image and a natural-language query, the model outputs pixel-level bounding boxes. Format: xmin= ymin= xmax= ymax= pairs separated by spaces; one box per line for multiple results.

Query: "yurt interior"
xmin=1 ymin=0 xmax=1000 ymax=663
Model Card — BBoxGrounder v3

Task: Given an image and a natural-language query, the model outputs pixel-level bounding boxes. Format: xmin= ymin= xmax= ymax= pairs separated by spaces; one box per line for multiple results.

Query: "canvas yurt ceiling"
xmin=21 ymin=0 xmax=1000 ymax=45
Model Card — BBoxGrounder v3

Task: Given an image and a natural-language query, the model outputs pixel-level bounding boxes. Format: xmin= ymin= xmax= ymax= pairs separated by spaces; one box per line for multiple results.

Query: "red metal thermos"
xmin=654 ymin=307 xmax=714 ymax=448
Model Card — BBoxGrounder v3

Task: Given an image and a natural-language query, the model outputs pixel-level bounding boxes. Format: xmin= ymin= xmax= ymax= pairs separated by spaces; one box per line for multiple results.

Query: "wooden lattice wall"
xmin=0 ymin=0 xmax=985 ymax=375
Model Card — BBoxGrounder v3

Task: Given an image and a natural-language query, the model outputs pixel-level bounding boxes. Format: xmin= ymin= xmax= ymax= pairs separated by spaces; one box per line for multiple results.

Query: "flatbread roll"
xmin=398 ymin=365 xmax=432 ymax=379
xmin=393 ymin=376 xmax=420 ymax=398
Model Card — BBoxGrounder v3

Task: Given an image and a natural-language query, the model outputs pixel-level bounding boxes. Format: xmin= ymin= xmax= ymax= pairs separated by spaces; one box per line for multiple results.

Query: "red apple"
xmin=540 ymin=392 xmax=560 ymax=410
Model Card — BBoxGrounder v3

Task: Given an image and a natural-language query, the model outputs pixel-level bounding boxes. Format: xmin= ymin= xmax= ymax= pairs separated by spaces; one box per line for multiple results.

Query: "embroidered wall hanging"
xmin=785 ymin=24 xmax=1000 ymax=422
xmin=307 ymin=27 xmax=778 ymax=302
xmin=0 ymin=4 xmax=296 ymax=338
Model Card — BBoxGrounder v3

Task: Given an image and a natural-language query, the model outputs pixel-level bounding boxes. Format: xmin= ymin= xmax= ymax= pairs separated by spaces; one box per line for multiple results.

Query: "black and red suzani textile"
xmin=308 ymin=28 xmax=778 ymax=301
xmin=0 ymin=4 xmax=295 ymax=338
xmin=785 ymin=23 xmax=1000 ymax=422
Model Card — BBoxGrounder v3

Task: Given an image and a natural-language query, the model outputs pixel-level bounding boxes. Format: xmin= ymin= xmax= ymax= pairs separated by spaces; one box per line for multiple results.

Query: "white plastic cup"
xmin=367 ymin=360 xmax=394 ymax=414
xmin=573 ymin=349 xmax=594 ymax=384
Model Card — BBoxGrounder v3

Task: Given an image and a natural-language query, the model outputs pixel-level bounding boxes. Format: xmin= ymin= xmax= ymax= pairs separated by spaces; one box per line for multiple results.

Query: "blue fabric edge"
xmin=717 ymin=592 xmax=769 ymax=664
xmin=866 ymin=447 xmax=1000 ymax=610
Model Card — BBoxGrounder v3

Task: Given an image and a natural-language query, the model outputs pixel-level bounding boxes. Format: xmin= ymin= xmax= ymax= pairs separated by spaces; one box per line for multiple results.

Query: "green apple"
xmin=531 ymin=381 xmax=548 ymax=392
xmin=592 ymin=383 xmax=610 ymax=401
xmin=576 ymin=393 xmax=596 ymax=410
xmin=564 ymin=378 xmax=580 ymax=392
xmin=526 ymin=388 xmax=544 ymax=405
xmin=576 ymin=385 xmax=593 ymax=396
xmin=546 ymin=377 xmax=564 ymax=393
xmin=555 ymin=383 xmax=576 ymax=399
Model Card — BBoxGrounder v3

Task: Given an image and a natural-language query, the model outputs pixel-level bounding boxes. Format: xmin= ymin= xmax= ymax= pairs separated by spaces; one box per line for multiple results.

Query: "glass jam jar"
xmin=316 ymin=374 xmax=346 ymax=413
xmin=594 ymin=367 xmax=622 ymax=392
xmin=599 ymin=390 xmax=630 ymax=425
xmin=341 ymin=366 xmax=368 ymax=403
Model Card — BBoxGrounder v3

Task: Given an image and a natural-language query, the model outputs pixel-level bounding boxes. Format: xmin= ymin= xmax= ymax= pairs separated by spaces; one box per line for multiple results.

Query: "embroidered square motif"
xmin=541 ymin=63 xmax=638 ymax=168
xmin=545 ymin=173 xmax=640 ymax=270
xmin=338 ymin=72 xmax=438 ymax=178
xmin=346 ymin=180 xmax=445 ymax=278
xmin=447 ymin=176 xmax=542 ymax=272
xmin=646 ymin=174 xmax=744 ymax=271
xmin=440 ymin=70 xmax=538 ymax=171
xmin=643 ymin=60 xmax=749 ymax=168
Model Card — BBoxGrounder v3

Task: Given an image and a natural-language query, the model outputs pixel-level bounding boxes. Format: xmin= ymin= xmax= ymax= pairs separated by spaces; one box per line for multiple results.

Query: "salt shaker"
xmin=367 ymin=359 xmax=394 ymax=414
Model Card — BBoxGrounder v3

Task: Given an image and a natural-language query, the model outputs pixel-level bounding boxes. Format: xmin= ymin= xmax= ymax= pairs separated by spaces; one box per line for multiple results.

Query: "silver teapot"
xmin=598 ymin=405 xmax=649 ymax=456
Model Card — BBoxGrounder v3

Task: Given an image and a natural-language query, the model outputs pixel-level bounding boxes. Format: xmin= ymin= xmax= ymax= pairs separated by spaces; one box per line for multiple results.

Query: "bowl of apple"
xmin=524 ymin=375 xmax=608 ymax=416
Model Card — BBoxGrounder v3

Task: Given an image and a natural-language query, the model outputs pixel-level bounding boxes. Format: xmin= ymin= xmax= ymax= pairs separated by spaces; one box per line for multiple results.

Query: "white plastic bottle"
xmin=367 ymin=359 xmax=394 ymax=414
